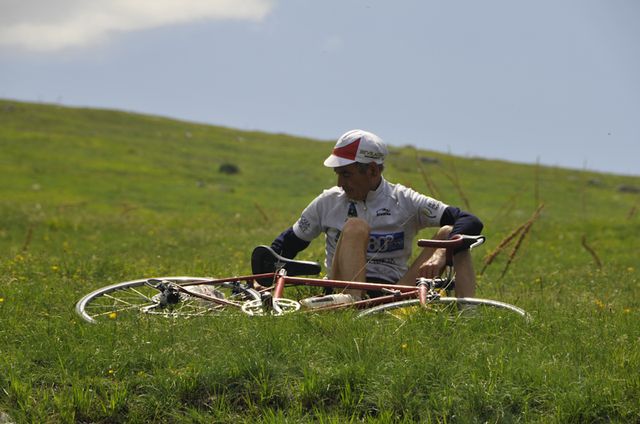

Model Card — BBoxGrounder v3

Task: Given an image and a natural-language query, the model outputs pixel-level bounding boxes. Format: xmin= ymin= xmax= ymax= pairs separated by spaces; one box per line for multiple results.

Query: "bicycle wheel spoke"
xmin=100 ymin=292 xmax=149 ymax=307
xmin=89 ymin=303 xmax=153 ymax=317
xmin=127 ymin=287 xmax=155 ymax=302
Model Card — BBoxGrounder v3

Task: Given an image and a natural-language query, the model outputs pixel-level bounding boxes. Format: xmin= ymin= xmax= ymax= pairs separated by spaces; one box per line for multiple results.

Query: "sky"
xmin=1 ymin=0 xmax=639 ymax=176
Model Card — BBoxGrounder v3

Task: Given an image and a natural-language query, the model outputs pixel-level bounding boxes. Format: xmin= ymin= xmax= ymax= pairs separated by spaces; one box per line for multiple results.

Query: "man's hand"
xmin=418 ymin=248 xmax=447 ymax=279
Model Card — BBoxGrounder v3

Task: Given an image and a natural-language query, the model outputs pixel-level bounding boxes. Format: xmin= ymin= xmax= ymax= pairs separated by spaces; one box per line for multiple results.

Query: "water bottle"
xmin=300 ymin=293 xmax=355 ymax=308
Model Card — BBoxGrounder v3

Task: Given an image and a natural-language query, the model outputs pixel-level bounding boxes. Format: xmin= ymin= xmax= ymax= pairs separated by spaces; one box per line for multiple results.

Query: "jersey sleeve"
xmin=440 ymin=206 xmax=484 ymax=237
xmin=271 ymin=227 xmax=310 ymax=259
xmin=407 ymin=190 xmax=449 ymax=228
xmin=292 ymin=194 xmax=324 ymax=242
xmin=440 ymin=206 xmax=484 ymax=252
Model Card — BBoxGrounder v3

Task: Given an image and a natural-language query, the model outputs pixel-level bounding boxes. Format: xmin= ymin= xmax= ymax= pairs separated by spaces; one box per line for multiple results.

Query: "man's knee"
xmin=434 ymin=225 xmax=453 ymax=240
xmin=342 ymin=218 xmax=370 ymax=240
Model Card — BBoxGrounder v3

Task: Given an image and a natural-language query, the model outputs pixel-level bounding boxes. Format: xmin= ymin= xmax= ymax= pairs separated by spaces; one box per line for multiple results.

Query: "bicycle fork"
xmin=415 ymin=277 xmax=452 ymax=305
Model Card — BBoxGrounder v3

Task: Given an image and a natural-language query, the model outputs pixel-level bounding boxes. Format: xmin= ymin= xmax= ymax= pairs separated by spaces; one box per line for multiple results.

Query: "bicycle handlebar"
xmin=417 ymin=235 xmax=485 ymax=266
xmin=417 ymin=234 xmax=485 ymax=250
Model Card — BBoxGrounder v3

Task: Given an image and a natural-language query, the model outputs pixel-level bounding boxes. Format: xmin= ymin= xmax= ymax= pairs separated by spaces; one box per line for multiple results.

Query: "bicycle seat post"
xmin=272 ymin=268 xmax=288 ymax=300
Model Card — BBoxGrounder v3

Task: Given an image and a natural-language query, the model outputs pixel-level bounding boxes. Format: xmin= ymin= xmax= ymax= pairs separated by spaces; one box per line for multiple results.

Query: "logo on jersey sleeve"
xmin=367 ymin=232 xmax=404 ymax=253
xmin=421 ymin=199 xmax=442 ymax=219
xmin=297 ymin=215 xmax=312 ymax=233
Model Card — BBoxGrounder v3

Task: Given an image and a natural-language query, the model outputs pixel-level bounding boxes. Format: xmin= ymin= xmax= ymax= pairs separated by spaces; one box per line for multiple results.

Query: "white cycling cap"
xmin=323 ymin=129 xmax=388 ymax=168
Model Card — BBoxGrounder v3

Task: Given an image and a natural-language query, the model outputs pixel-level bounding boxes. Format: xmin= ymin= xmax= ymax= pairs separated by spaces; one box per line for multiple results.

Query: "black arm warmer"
xmin=440 ymin=206 xmax=484 ymax=251
xmin=271 ymin=227 xmax=310 ymax=259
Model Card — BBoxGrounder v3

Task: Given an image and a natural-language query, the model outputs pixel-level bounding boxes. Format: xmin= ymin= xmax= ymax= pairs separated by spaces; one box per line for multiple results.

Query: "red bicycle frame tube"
xmin=183 ymin=273 xmax=275 ymax=286
xmin=175 ymin=286 xmax=240 ymax=307
xmin=283 ymin=276 xmax=418 ymax=292
xmin=187 ymin=274 xmax=421 ymax=295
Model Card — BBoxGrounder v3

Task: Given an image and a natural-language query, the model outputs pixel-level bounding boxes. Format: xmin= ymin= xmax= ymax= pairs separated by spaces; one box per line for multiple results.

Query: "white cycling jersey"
xmin=292 ymin=177 xmax=448 ymax=283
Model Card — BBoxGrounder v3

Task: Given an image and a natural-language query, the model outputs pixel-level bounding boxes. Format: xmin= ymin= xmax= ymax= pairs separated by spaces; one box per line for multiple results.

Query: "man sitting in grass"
xmin=269 ymin=129 xmax=483 ymax=302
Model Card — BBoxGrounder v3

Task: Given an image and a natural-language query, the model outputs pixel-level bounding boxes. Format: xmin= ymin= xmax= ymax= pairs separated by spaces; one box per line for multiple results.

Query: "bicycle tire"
xmin=356 ymin=296 xmax=531 ymax=321
xmin=75 ymin=276 xmax=260 ymax=324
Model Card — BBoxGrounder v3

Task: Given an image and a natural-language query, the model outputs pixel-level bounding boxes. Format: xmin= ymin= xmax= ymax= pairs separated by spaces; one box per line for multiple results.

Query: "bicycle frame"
xmin=190 ymin=272 xmax=452 ymax=317
xmin=173 ymin=235 xmax=478 ymax=315
xmin=164 ymin=272 xmax=425 ymax=313
xmin=76 ymin=233 xmax=530 ymax=323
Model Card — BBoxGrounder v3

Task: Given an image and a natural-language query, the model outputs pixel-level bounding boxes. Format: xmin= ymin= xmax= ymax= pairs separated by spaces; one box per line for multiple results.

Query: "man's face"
xmin=334 ymin=163 xmax=373 ymax=201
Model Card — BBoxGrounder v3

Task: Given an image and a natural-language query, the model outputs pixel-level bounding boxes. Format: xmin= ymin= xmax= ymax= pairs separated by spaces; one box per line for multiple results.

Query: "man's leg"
xmin=399 ymin=226 xmax=476 ymax=298
xmin=329 ymin=218 xmax=370 ymax=299
xmin=398 ymin=226 xmax=452 ymax=286
xmin=451 ymin=249 xmax=476 ymax=298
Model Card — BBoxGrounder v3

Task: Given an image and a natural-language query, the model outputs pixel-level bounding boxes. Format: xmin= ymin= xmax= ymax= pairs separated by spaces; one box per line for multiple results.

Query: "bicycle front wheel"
xmin=356 ymin=296 xmax=530 ymax=321
xmin=75 ymin=276 xmax=260 ymax=324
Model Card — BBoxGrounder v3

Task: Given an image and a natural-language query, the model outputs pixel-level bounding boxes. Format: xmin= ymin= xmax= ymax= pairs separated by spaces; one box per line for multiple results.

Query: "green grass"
xmin=1 ymin=98 xmax=639 ymax=422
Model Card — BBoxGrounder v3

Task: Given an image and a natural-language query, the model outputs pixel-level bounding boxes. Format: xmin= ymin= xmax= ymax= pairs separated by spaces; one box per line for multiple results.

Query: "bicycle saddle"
xmin=251 ymin=245 xmax=322 ymax=277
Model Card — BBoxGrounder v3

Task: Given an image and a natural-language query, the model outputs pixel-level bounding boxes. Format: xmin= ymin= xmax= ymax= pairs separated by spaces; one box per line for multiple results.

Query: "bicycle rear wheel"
xmin=356 ymin=297 xmax=530 ymax=321
xmin=75 ymin=276 xmax=260 ymax=324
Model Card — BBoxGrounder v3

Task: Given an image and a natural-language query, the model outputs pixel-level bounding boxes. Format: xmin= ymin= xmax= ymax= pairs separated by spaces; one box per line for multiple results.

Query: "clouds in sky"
xmin=0 ymin=0 xmax=274 ymax=52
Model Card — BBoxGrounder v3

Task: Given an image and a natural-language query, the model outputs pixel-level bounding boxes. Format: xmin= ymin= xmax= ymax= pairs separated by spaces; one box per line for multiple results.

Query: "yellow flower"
xmin=401 ymin=343 xmax=408 ymax=349
xmin=594 ymin=299 xmax=605 ymax=309
xmin=51 ymin=265 xmax=59 ymax=272
xmin=0 ymin=298 xmax=4 ymax=303
xmin=623 ymin=308 xmax=631 ymax=314
xmin=108 ymin=312 xmax=117 ymax=320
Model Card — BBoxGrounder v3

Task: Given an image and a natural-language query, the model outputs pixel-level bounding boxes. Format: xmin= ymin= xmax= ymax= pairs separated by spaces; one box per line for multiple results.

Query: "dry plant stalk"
xmin=440 ymin=162 xmax=472 ymax=212
xmin=581 ymin=235 xmax=602 ymax=268
xmin=534 ymin=157 xmax=540 ymax=209
xmin=414 ymin=152 xmax=442 ymax=199
xmin=490 ymin=190 xmax=523 ymax=226
xmin=498 ymin=203 xmax=545 ymax=280
xmin=254 ymin=202 xmax=270 ymax=223
xmin=120 ymin=203 xmax=138 ymax=216
xmin=628 ymin=204 xmax=637 ymax=220
xmin=580 ymin=161 xmax=588 ymax=216
xmin=481 ymin=203 xmax=545 ymax=277
xmin=21 ymin=224 xmax=34 ymax=252
xmin=480 ymin=224 xmax=525 ymax=275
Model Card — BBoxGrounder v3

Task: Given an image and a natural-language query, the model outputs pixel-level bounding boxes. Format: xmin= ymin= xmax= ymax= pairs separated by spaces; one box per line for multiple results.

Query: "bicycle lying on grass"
xmin=75 ymin=235 xmax=530 ymax=324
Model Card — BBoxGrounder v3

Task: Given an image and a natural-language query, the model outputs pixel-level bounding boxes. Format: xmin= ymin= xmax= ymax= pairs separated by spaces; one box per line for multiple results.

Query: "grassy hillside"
xmin=1 ymin=99 xmax=639 ymax=422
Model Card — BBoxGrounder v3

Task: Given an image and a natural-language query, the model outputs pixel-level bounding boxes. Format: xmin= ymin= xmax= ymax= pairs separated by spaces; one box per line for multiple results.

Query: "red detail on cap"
xmin=332 ymin=137 xmax=360 ymax=160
